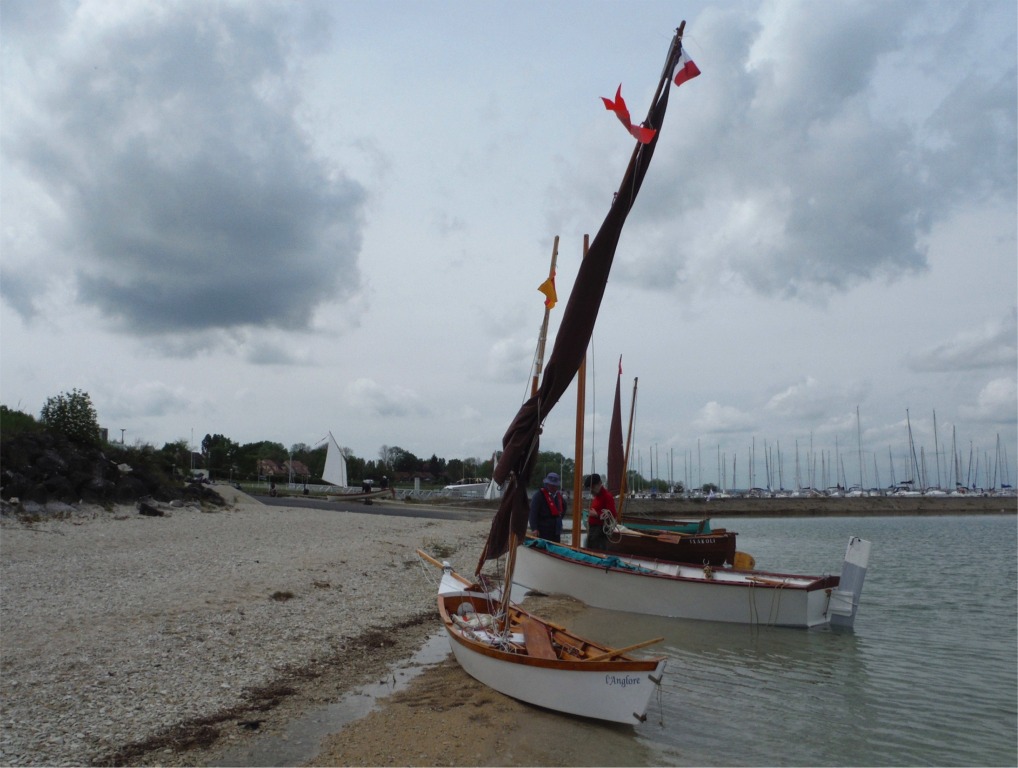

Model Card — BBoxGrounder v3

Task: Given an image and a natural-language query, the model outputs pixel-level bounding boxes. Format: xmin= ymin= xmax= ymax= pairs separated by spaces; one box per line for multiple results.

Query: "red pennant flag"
xmin=672 ymin=48 xmax=701 ymax=87
xmin=601 ymin=85 xmax=657 ymax=144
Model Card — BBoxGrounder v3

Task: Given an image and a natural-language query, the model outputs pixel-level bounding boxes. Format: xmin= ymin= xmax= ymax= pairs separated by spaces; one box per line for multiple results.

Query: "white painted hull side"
xmin=513 ymin=544 xmax=836 ymax=628
xmin=442 ymin=628 xmax=665 ymax=724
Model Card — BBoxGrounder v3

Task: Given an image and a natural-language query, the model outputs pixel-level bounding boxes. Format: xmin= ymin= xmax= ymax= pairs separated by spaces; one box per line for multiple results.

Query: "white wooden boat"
xmin=421 ymin=553 xmax=666 ymax=724
xmin=512 ymin=536 xmax=871 ymax=629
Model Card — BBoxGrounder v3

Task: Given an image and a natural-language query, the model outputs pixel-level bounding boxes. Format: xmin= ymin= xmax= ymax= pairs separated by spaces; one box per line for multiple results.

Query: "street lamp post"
xmin=120 ymin=429 xmax=126 ymax=444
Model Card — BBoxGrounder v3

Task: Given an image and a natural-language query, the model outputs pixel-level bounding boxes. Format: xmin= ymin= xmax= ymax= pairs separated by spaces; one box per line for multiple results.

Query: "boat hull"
xmin=513 ymin=539 xmax=868 ymax=628
xmin=599 ymin=528 xmax=737 ymax=566
xmin=436 ymin=570 xmax=665 ymax=724
xmin=622 ymin=517 xmax=711 ymax=534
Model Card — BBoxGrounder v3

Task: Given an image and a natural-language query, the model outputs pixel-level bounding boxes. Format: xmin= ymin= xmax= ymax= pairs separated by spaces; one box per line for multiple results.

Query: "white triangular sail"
xmin=322 ymin=431 xmax=348 ymax=488
xmin=484 ymin=451 xmax=502 ymax=500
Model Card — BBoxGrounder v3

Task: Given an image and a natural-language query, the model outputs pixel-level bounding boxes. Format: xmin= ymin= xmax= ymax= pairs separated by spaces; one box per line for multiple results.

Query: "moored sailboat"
xmin=418 ymin=21 xmax=699 ymax=723
xmin=513 ymin=536 xmax=871 ymax=628
xmin=588 ymin=372 xmax=735 ymax=564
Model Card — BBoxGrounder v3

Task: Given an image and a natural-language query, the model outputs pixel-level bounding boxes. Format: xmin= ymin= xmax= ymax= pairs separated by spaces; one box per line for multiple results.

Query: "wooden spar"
xmin=532 ymin=236 xmax=560 ymax=399
xmin=499 ymin=530 xmax=519 ymax=624
xmin=617 ymin=377 xmax=638 ymax=519
xmin=417 ymin=549 xmax=473 ymax=586
xmin=587 ymin=635 xmax=664 ymax=662
xmin=571 ymin=234 xmax=589 ymax=548
xmin=496 ymin=236 xmax=561 ymax=620
xmin=653 ymin=22 xmax=686 ymax=113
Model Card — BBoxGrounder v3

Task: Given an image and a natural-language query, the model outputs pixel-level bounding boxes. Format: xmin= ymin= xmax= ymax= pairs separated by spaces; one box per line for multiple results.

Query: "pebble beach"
xmin=0 ymin=488 xmax=491 ymax=766
xmin=3 ymin=488 xmax=1012 ymax=766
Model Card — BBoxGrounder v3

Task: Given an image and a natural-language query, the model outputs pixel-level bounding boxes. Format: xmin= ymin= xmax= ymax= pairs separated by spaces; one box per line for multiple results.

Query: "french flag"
xmin=673 ymin=48 xmax=701 ymax=87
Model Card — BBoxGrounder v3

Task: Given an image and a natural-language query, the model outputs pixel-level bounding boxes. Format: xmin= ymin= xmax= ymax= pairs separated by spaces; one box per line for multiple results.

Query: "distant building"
xmin=285 ymin=459 xmax=310 ymax=478
xmin=256 ymin=459 xmax=285 ymax=478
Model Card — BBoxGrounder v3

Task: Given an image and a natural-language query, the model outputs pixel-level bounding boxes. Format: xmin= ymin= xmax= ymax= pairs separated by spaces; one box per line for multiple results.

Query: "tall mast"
xmin=497 ymin=236 xmax=560 ymax=621
xmin=617 ymin=376 xmax=638 ymax=519
xmin=856 ymin=405 xmax=864 ymax=489
xmin=571 ymin=235 xmax=589 ymax=547
xmin=531 ymin=236 xmax=560 ymax=398
xmin=933 ymin=409 xmax=941 ymax=490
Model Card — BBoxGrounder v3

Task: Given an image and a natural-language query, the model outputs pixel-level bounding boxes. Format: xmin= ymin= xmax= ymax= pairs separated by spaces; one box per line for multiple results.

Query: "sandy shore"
xmin=3 ymin=489 xmax=1012 ymax=767
xmin=0 ymin=489 xmax=507 ymax=766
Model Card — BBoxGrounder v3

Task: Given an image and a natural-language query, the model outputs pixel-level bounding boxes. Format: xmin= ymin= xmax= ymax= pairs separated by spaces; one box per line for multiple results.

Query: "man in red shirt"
xmin=586 ymin=473 xmax=616 ymax=550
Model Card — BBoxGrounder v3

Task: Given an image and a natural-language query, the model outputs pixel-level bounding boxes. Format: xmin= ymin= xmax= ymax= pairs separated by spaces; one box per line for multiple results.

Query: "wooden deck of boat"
xmin=519 ymin=616 xmax=557 ymax=660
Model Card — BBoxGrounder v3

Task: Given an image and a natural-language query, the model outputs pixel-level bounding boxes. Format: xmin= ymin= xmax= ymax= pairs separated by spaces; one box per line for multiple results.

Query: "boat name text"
xmin=605 ymin=673 xmax=642 ymax=689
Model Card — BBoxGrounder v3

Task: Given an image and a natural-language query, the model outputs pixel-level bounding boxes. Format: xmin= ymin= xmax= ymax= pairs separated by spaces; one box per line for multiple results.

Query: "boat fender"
xmin=733 ymin=551 xmax=756 ymax=571
xmin=452 ymin=612 xmax=494 ymax=630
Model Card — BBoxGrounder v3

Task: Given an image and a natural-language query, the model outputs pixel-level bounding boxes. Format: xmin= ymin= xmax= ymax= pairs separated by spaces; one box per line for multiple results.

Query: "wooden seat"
xmin=520 ymin=616 xmax=557 ymax=660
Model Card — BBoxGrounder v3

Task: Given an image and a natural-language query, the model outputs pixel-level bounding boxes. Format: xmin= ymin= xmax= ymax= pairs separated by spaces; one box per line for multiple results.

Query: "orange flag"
xmin=537 ymin=274 xmax=557 ymax=309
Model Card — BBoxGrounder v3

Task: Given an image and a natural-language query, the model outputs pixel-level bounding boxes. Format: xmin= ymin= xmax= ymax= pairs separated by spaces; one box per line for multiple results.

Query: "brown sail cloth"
xmin=607 ymin=358 xmax=625 ymax=495
xmin=477 ymin=27 xmax=688 ymax=571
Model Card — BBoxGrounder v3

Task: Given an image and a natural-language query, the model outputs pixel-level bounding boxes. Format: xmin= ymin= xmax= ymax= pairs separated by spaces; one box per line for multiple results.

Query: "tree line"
xmin=1 ymin=390 xmax=592 ymax=489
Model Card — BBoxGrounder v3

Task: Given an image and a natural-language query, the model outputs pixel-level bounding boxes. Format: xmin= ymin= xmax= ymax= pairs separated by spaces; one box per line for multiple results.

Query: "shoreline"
xmin=0 ymin=489 xmax=491 ymax=767
xmin=2 ymin=490 xmax=1013 ymax=766
xmin=620 ymin=494 xmax=1016 ymax=517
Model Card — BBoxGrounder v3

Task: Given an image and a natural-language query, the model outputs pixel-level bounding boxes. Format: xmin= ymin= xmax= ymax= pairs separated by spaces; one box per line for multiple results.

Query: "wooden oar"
xmin=586 ymin=636 xmax=664 ymax=662
xmin=416 ymin=549 xmax=473 ymax=586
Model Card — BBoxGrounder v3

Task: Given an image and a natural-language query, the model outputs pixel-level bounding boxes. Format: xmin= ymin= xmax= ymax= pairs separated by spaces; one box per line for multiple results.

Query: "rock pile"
xmin=0 ymin=431 xmax=219 ymax=508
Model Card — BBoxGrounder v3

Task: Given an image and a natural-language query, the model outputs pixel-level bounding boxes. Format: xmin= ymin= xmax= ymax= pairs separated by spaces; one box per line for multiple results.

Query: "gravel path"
xmin=0 ymin=489 xmax=489 ymax=766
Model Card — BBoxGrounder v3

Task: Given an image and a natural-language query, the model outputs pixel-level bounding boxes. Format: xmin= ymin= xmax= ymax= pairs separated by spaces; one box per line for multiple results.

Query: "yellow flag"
xmin=537 ymin=274 xmax=557 ymax=309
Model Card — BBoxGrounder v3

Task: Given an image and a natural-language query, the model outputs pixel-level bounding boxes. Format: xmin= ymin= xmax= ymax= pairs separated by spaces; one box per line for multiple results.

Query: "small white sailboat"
xmin=419 ymin=550 xmax=665 ymax=724
xmin=321 ymin=431 xmax=393 ymax=501
xmin=321 ymin=431 xmax=349 ymax=488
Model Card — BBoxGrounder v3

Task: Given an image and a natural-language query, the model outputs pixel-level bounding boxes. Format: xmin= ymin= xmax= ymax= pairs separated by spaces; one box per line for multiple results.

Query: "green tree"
xmin=202 ymin=433 xmax=239 ymax=481
xmin=0 ymin=405 xmax=40 ymax=437
xmin=426 ymin=454 xmax=446 ymax=477
xmin=445 ymin=458 xmax=464 ymax=483
xmin=388 ymin=446 xmax=420 ymax=473
xmin=158 ymin=439 xmax=192 ymax=477
xmin=39 ymin=389 xmax=99 ymax=445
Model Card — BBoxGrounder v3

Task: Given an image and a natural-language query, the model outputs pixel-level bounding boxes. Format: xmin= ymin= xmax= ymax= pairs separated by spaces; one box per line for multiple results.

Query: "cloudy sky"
xmin=2 ymin=0 xmax=1015 ymax=490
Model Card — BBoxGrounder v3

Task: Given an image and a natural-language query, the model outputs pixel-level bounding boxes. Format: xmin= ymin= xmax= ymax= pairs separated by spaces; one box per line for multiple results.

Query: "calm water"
xmin=562 ymin=514 xmax=1017 ymax=767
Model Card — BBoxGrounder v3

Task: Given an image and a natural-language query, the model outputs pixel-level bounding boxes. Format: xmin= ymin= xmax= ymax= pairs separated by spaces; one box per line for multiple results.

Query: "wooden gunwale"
xmin=530 ymin=542 xmax=841 ymax=592
xmin=437 ymin=592 xmax=663 ymax=671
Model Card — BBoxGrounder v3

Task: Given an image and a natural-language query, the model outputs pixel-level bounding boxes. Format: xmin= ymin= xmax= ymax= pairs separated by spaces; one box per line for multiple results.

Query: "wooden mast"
xmin=531 ymin=236 xmax=559 ymax=399
xmin=571 ymin=235 xmax=589 ymax=547
xmin=499 ymin=236 xmax=559 ymax=620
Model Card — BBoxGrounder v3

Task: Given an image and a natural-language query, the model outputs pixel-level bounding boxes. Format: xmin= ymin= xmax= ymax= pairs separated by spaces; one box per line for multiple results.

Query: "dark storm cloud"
xmin=4 ymin=2 xmax=365 ymax=337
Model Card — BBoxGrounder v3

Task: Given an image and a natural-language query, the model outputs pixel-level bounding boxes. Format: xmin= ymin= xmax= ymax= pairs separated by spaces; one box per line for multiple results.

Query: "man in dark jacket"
xmin=529 ymin=472 xmax=565 ymax=542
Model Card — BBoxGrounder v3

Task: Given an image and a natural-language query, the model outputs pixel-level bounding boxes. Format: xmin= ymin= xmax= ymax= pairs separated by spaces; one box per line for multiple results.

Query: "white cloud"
xmin=960 ymin=378 xmax=1018 ymax=423
xmin=692 ymin=401 xmax=755 ymax=434
xmin=909 ymin=308 xmax=1018 ymax=372
xmin=344 ymin=378 xmax=427 ymax=419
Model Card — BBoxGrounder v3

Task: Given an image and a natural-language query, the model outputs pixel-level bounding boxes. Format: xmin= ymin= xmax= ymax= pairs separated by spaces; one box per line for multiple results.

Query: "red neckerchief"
xmin=541 ymin=487 xmax=563 ymax=517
